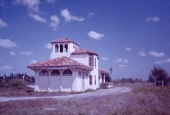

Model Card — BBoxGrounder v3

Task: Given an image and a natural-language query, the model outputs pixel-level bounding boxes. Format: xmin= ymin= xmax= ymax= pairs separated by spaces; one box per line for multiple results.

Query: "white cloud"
xmin=146 ymin=17 xmax=160 ymax=22
xmin=0 ymin=66 xmax=12 ymax=70
xmin=49 ymin=15 xmax=60 ymax=30
xmin=46 ymin=0 xmax=55 ymax=3
xmin=124 ymin=58 xmax=129 ymax=64
xmin=154 ymin=58 xmax=170 ymax=64
xmin=148 ymin=50 xmax=165 ymax=57
xmin=30 ymin=60 xmax=37 ymax=64
xmin=119 ymin=65 xmax=127 ymax=67
xmin=125 ymin=47 xmax=131 ymax=51
xmin=21 ymin=51 xmax=32 ymax=55
xmin=166 ymin=58 xmax=170 ymax=63
xmin=0 ymin=18 xmax=7 ymax=28
xmin=0 ymin=39 xmax=18 ymax=48
xmin=114 ymin=58 xmax=129 ymax=64
xmin=61 ymin=9 xmax=84 ymax=22
xmin=138 ymin=51 xmax=146 ymax=56
xmin=101 ymin=57 xmax=108 ymax=60
xmin=113 ymin=58 xmax=122 ymax=63
xmin=29 ymin=13 xmax=47 ymax=23
xmin=155 ymin=60 xmax=164 ymax=64
xmin=14 ymin=0 xmax=40 ymax=12
xmin=87 ymin=31 xmax=104 ymax=40
xmin=44 ymin=43 xmax=52 ymax=49
xmin=10 ymin=51 xmax=16 ymax=56
xmin=88 ymin=12 xmax=94 ymax=17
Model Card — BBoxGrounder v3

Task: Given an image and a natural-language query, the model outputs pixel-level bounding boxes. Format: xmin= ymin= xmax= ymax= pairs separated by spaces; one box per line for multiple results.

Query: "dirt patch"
xmin=0 ymin=87 xmax=131 ymax=102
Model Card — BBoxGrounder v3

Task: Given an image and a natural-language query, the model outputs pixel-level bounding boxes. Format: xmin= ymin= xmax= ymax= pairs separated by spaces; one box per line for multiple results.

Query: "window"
xmin=39 ymin=70 xmax=49 ymax=76
xmin=78 ymin=71 xmax=81 ymax=76
xmin=89 ymin=57 xmax=93 ymax=67
xmin=51 ymin=70 xmax=60 ymax=76
xmin=64 ymin=44 xmax=68 ymax=52
xmin=55 ymin=45 xmax=58 ymax=53
xmin=60 ymin=44 xmax=63 ymax=52
xmin=63 ymin=69 xmax=72 ymax=76
xmin=89 ymin=75 xmax=92 ymax=85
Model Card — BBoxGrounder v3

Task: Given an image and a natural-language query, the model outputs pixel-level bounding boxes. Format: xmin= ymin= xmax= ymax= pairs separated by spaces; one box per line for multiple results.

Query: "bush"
xmin=3 ymin=79 xmax=25 ymax=88
xmin=149 ymin=66 xmax=170 ymax=86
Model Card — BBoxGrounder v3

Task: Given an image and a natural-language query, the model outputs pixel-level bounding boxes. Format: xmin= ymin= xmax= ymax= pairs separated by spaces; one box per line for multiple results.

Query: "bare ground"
xmin=1 ymin=83 xmax=170 ymax=115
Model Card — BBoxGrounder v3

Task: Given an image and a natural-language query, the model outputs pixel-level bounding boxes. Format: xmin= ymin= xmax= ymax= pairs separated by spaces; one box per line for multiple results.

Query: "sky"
xmin=0 ymin=0 xmax=170 ymax=80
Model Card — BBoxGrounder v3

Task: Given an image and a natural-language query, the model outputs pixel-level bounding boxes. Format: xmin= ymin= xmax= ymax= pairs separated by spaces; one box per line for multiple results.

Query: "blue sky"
xmin=0 ymin=0 xmax=170 ymax=80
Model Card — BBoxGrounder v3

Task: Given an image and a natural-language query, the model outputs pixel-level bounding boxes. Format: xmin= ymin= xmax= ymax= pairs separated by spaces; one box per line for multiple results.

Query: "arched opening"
xmin=82 ymin=71 xmax=85 ymax=76
xmin=51 ymin=70 xmax=60 ymax=76
xmin=64 ymin=44 xmax=68 ymax=52
xmin=55 ymin=45 xmax=58 ymax=53
xmin=63 ymin=69 xmax=72 ymax=76
xmin=78 ymin=70 xmax=81 ymax=76
xmin=39 ymin=70 xmax=49 ymax=76
xmin=60 ymin=44 xmax=63 ymax=53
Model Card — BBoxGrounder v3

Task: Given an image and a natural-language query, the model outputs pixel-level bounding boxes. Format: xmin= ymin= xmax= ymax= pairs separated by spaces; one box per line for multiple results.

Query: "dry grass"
xmin=0 ymin=83 xmax=170 ymax=115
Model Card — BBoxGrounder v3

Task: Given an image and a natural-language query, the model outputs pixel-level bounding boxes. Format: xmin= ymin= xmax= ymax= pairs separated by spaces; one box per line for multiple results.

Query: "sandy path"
xmin=0 ymin=87 xmax=131 ymax=102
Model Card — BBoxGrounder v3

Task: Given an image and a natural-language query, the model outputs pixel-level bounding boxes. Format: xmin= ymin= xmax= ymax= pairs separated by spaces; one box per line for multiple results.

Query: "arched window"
xmin=55 ymin=45 xmax=58 ymax=53
xmin=60 ymin=44 xmax=63 ymax=52
xmin=64 ymin=44 xmax=68 ymax=52
xmin=39 ymin=70 xmax=49 ymax=76
xmin=63 ymin=69 xmax=72 ymax=76
xmin=51 ymin=70 xmax=60 ymax=76
xmin=78 ymin=71 xmax=81 ymax=76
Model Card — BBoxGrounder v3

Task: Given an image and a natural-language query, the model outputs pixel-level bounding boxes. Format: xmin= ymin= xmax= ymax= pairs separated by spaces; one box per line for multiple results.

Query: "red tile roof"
xmin=72 ymin=49 xmax=98 ymax=56
xmin=51 ymin=38 xmax=79 ymax=46
xmin=98 ymin=68 xmax=110 ymax=74
xmin=27 ymin=56 xmax=92 ymax=70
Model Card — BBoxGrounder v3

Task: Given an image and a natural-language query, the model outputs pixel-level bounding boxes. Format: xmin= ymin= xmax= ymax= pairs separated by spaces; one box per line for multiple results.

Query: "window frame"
xmin=39 ymin=70 xmax=49 ymax=76
xmin=51 ymin=70 xmax=60 ymax=76
xmin=63 ymin=69 xmax=72 ymax=76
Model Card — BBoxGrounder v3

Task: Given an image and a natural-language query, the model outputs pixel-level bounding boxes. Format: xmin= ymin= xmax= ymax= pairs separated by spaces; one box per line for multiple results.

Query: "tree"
xmin=149 ymin=66 xmax=170 ymax=86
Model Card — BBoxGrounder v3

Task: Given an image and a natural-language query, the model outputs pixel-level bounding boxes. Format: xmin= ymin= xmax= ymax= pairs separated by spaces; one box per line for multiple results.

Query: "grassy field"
xmin=0 ymin=83 xmax=170 ymax=115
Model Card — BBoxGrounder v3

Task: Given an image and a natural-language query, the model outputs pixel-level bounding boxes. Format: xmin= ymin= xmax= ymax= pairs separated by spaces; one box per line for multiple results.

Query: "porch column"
xmin=48 ymin=70 xmax=51 ymax=91
xmin=103 ymin=74 xmax=106 ymax=83
xmin=59 ymin=70 xmax=63 ymax=91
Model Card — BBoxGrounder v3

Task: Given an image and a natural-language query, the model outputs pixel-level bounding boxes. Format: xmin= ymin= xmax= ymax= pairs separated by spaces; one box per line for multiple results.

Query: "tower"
xmin=50 ymin=38 xmax=79 ymax=59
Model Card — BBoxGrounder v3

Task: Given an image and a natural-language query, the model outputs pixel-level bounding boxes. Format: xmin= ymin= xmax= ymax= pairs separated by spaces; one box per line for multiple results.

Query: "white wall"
xmin=61 ymin=75 xmax=73 ymax=92
xmin=50 ymin=76 xmax=60 ymax=91
xmin=89 ymin=55 xmax=99 ymax=90
xmin=38 ymin=76 xmax=48 ymax=91
xmin=70 ymin=54 xmax=88 ymax=65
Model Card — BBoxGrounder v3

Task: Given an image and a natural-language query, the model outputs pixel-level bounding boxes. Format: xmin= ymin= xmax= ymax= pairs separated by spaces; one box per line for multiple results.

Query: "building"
xmin=27 ymin=38 xmax=110 ymax=92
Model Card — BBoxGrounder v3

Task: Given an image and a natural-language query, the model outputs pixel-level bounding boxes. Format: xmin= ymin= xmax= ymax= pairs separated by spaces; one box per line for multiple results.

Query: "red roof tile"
xmin=98 ymin=68 xmax=110 ymax=74
xmin=27 ymin=56 xmax=92 ymax=70
xmin=51 ymin=38 xmax=79 ymax=46
xmin=72 ymin=49 xmax=98 ymax=56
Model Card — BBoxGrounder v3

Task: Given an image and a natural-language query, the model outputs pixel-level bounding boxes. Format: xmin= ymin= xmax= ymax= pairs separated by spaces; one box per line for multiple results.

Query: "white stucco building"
xmin=27 ymin=38 xmax=110 ymax=92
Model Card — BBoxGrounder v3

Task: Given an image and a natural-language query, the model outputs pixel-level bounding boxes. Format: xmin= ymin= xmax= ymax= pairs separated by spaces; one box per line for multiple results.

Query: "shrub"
xmin=3 ymin=79 xmax=25 ymax=88
xmin=149 ymin=66 xmax=170 ymax=86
